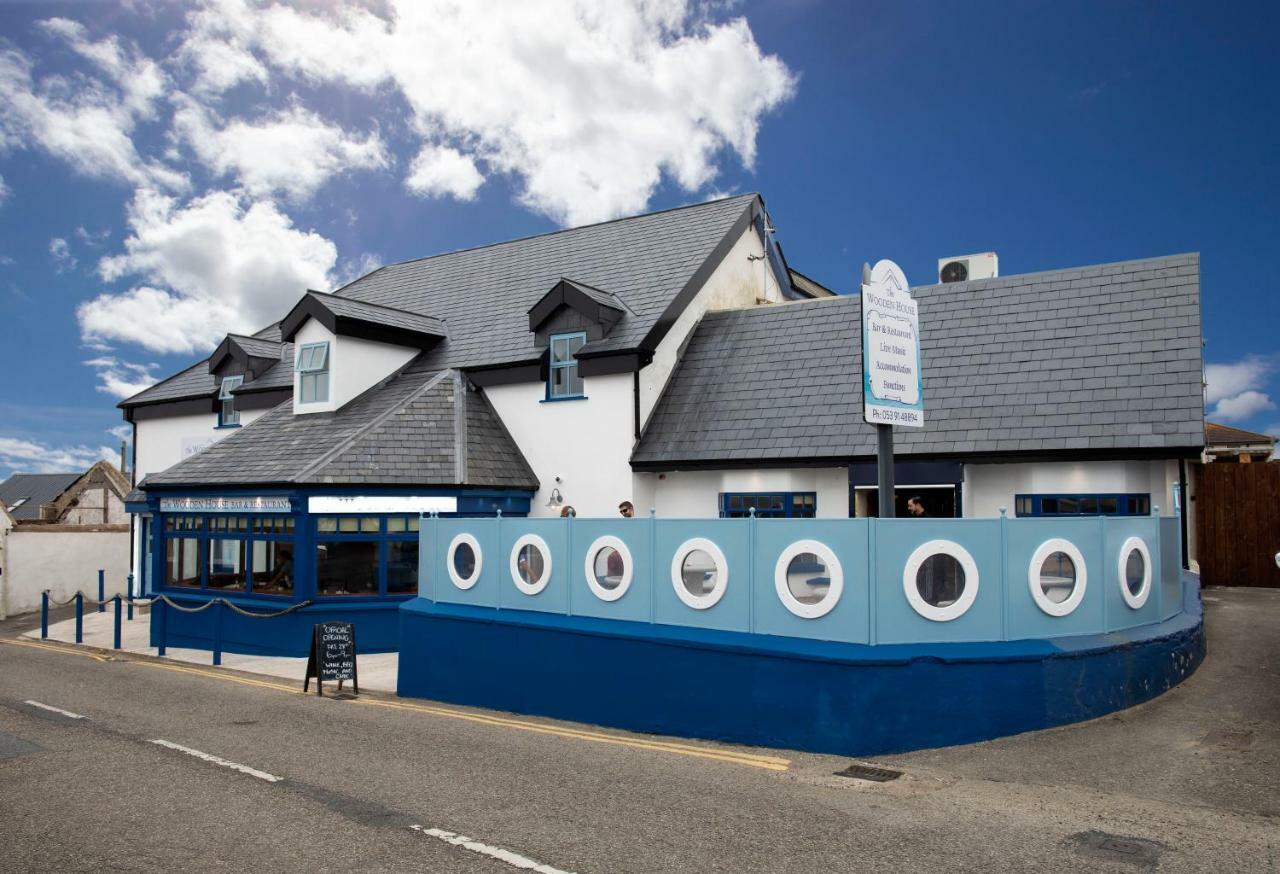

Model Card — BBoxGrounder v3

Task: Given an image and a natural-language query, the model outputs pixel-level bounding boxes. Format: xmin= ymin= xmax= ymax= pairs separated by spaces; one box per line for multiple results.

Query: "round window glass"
xmin=679 ymin=549 xmax=718 ymax=598
xmin=592 ymin=546 xmax=625 ymax=591
xmin=1037 ymin=551 xmax=1077 ymax=605
xmin=916 ymin=554 xmax=964 ymax=608
xmin=517 ymin=543 xmax=545 ymax=586
xmin=785 ymin=552 xmax=831 ymax=605
xmin=1124 ymin=549 xmax=1146 ymax=596
xmin=453 ymin=541 xmax=476 ymax=580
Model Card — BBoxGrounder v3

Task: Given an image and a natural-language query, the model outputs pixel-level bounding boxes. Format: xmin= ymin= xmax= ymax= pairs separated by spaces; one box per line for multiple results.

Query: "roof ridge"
xmin=295 ymin=370 xmax=451 ymax=481
xmin=305 ymin=289 xmax=448 ymax=324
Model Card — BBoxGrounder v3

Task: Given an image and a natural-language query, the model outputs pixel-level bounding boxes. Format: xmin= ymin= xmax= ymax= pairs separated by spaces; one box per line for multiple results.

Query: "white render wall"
xmin=962 ymin=459 xmax=1182 ymax=518
xmin=292 ymin=319 xmax=418 ymax=414
xmin=3 ymin=527 xmax=130 ymax=616
xmin=635 ymin=468 xmax=850 ymax=518
xmin=134 ymin=409 xmax=267 ymax=481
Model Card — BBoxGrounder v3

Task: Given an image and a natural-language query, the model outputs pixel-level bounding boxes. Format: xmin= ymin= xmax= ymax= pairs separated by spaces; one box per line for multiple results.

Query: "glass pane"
xmin=785 ymin=552 xmax=829 ymax=605
xmin=551 ymin=337 xmax=568 ymax=362
xmin=916 ymin=554 xmax=964 ymax=608
xmin=407 ymin=516 xmax=419 ymax=532
xmin=207 ymin=539 xmax=247 ymax=591
xmin=1058 ymin=497 xmax=1079 ymax=514
xmin=387 ymin=517 xmax=407 ymax=533
xmin=317 ymin=517 xmax=337 ymax=533
xmin=592 ymin=547 xmax=625 ymax=590
xmin=1041 ymin=498 xmax=1058 ymax=514
xmin=251 ymin=541 xmax=295 ymax=595
xmin=360 ymin=516 xmax=380 ymax=534
xmin=568 ymin=369 xmax=584 ymax=397
xmin=1080 ymin=497 xmax=1098 ymax=514
xmin=1125 ymin=550 xmax=1145 ymax=595
xmin=551 ymin=366 xmax=569 ymax=397
xmin=387 ymin=541 xmax=419 ymax=595
xmin=517 ymin=543 xmax=545 ymax=586
xmin=338 ymin=517 xmax=360 ymax=533
xmin=316 ymin=541 xmax=378 ymax=596
xmin=1038 ymin=552 xmax=1076 ymax=604
xmin=680 ymin=549 xmax=717 ymax=597
xmin=1099 ymin=497 xmax=1118 ymax=515
xmin=568 ymin=334 xmax=585 ymax=355
xmin=452 ymin=542 xmax=477 ymax=580
xmin=166 ymin=537 xmax=201 ymax=588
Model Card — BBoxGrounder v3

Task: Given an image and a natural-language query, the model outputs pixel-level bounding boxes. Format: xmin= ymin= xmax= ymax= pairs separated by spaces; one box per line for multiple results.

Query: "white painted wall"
xmin=962 ymin=459 xmax=1182 ymax=518
xmin=292 ymin=319 xmax=417 ymax=414
xmin=634 ymin=468 xmax=849 ymax=518
xmin=134 ymin=409 xmax=267 ymax=481
xmin=485 ymin=372 xmax=636 ymax=517
xmin=3 ymin=527 xmax=130 ymax=616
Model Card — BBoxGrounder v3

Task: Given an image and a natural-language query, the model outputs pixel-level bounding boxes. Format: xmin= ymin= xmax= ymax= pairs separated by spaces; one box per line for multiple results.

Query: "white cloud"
xmin=1211 ymin=390 xmax=1276 ymax=423
xmin=49 ymin=236 xmax=76 ymax=271
xmin=171 ymin=98 xmax=389 ymax=202
xmin=176 ymin=0 xmax=796 ymax=225
xmin=334 ymin=251 xmax=383 ymax=290
xmin=79 ymin=188 xmax=338 ymax=355
xmin=83 ymin=356 xmax=159 ymax=399
xmin=0 ymin=173 xmax=9 ymax=205
xmin=0 ymin=436 xmax=115 ymax=476
xmin=405 ymin=145 xmax=483 ymax=201
xmin=75 ymin=225 xmax=111 ymax=247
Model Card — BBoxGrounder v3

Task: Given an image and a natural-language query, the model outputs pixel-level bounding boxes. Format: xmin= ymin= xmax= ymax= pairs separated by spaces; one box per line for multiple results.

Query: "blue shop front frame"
xmin=140 ymin=485 xmax=532 ymax=657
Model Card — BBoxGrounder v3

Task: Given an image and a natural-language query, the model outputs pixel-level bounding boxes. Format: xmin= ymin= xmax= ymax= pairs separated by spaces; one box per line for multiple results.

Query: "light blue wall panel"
xmin=1103 ymin=516 xmax=1163 ymax=632
xmin=1159 ymin=516 xmax=1183 ymax=621
xmin=495 ymin=518 xmax=571 ymax=615
xmin=652 ymin=518 xmax=753 ymax=633
xmin=1004 ymin=517 xmax=1106 ymax=639
xmin=560 ymin=518 xmax=654 ymax=624
xmin=874 ymin=519 xmax=1004 ymax=644
xmin=430 ymin=516 xmax=502 ymax=608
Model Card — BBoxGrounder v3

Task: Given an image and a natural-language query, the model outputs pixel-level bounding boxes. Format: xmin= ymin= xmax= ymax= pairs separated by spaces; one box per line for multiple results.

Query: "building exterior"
xmin=1203 ymin=421 xmax=1276 ymax=463
xmin=117 ymin=193 xmax=1205 ymax=654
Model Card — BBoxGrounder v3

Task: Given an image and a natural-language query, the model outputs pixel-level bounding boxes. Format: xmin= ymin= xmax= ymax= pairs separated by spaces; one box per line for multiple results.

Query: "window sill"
xmin=214 ymin=424 xmax=241 ymax=430
xmin=541 ymin=395 xmax=588 ymax=404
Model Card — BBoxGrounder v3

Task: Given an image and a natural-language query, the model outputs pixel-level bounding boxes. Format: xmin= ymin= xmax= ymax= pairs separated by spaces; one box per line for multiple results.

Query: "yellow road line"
xmin=129 ymin=660 xmax=303 ymax=694
xmin=0 ymin=638 xmax=112 ymax=662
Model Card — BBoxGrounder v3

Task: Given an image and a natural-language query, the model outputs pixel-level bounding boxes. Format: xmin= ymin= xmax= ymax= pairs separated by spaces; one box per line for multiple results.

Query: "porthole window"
xmin=1028 ymin=538 xmax=1088 ymax=617
xmin=509 ymin=533 xmax=552 ymax=596
xmin=1118 ymin=536 xmax=1152 ymax=609
xmin=584 ymin=535 xmax=632 ymax=602
xmin=903 ymin=540 xmax=979 ymax=622
xmin=670 ymin=538 xmax=728 ymax=610
xmin=774 ymin=540 xmax=843 ymax=619
xmin=447 ymin=533 xmax=482 ymax=590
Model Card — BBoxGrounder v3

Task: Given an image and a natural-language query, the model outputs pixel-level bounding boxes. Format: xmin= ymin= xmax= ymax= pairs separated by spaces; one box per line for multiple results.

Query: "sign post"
xmin=304 ymin=621 xmax=358 ymax=697
xmin=861 ymin=260 xmax=924 ymax=518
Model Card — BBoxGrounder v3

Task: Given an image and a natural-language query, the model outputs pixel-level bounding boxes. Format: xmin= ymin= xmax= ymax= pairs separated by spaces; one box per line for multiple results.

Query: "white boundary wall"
xmin=3 ymin=527 xmax=129 ymax=616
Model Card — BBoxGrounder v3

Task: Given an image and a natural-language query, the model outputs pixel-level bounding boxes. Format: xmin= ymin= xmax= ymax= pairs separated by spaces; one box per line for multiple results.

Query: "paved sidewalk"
xmin=19 ymin=608 xmax=398 ymax=692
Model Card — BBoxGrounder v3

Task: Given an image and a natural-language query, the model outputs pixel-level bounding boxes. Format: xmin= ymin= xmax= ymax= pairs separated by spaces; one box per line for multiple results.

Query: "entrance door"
xmin=1195 ymin=462 xmax=1280 ymax=587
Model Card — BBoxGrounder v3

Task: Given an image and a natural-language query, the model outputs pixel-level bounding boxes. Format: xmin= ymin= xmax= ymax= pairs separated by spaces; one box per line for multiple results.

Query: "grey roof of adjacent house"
xmin=0 ymin=473 xmax=80 ymax=520
xmin=633 ymin=253 xmax=1205 ymax=466
xmin=142 ymin=368 xmax=537 ymax=490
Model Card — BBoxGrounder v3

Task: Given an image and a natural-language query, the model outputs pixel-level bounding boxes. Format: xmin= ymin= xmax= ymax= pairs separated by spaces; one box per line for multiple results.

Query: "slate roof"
xmin=633 ymin=253 xmax=1205 ymax=465
xmin=224 ymin=334 xmax=284 ymax=360
xmin=121 ymin=324 xmax=285 ymax=408
xmin=281 ymin=291 xmax=448 ymax=343
xmin=142 ymin=368 xmax=537 ymax=490
xmin=1205 ymin=422 xmax=1275 ymax=447
xmin=0 ymin=473 xmax=80 ymax=520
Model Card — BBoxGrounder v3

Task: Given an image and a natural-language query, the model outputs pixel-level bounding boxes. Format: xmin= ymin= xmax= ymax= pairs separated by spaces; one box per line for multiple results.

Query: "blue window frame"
xmin=313 ymin=515 xmax=421 ymax=599
xmin=547 ymin=332 xmax=586 ymax=400
xmin=1014 ymin=493 xmax=1151 ymax=517
xmin=719 ymin=492 xmax=817 ymax=519
xmin=297 ymin=342 xmax=330 ymax=403
xmin=160 ymin=514 xmax=296 ymax=598
xmin=218 ymin=375 xmax=243 ymax=427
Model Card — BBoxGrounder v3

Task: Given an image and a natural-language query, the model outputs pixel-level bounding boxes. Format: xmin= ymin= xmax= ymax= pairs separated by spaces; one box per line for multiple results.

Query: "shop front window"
xmin=316 ymin=541 xmax=378 ymax=596
xmin=166 ymin=537 xmax=201 ymax=588
xmin=252 ymin=541 xmax=295 ymax=596
xmin=207 ymin=538 xmax=247 ymax=591
xmin=387 ymin=541 xmax=419 ymax=595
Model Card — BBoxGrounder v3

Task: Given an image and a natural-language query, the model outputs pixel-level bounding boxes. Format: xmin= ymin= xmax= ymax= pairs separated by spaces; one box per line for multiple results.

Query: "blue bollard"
xmin=157 ymin=600 xmax=167 ymax=657
xmin=75 ymin=592 xmax=83 ymax=644
xmin=40 ymin=592 xmax=48 ymax=639
xmin=126 ymin=574 xmax=134 ymax=621
xmin=113 ymin=595 xmax=122 ymax=650
xmin=212 ymin=600 xmax=223 ymax=666
xmin=98 ymin=569 xmax=105 ymax=613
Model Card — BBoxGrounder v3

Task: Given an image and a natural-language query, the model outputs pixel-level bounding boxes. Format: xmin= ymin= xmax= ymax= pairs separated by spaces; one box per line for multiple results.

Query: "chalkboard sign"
xmin=304 ymin=621 xmax=359 ymax=696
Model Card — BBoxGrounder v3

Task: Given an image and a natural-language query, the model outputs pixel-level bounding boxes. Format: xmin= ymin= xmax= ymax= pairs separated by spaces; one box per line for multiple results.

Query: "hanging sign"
xmin=159 ymin=496 xmax=291 ymax=513
xmin=304 ymin=621 xmax=359 ymax=697
xmin=861 ymin=259 xmax=924 ymax=427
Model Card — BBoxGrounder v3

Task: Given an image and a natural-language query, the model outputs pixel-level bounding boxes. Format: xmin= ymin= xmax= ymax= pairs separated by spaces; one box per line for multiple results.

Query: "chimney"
xmin=120 ymin=440 xmax=128 ymax=477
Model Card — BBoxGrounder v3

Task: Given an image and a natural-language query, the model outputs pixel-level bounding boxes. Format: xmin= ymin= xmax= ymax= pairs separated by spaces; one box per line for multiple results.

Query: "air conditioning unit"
xmin=937 ymin=252 xmax=998 ymax=283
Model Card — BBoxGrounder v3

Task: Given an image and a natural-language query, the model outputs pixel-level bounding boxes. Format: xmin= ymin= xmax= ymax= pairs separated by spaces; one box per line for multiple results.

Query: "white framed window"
xmin=584 ymin=535 xmax=632 ymax=601
xmin=1028 ymin=538 xmax=1088 ymax=617
xmin=447 ymin=533 xmax=482 ymax=590
xmin=903 ymin=540 xmax=979 ymax=622
xmin=774 ymin=540 xmax=843 ymax=619
xmin=218 ymin=375 xmax=243 ymax=426
xmin=297 ymin=342 xmax=330 ymax=404
xmin=510 ymin=533 xmax=552 ymax=596
xmin=671 ymin=537 xmax=728 ymax=610
xmin=1117 ymin=536 xmax=1152 ymax=609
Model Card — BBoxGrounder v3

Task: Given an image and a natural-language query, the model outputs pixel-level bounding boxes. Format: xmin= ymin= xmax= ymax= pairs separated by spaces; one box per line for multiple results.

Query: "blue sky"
xmin=0 ymin=0 xmax=1276 ymax=476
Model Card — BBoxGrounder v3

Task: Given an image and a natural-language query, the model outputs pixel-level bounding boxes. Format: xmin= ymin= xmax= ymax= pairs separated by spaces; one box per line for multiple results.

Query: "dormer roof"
xmin=280 ymin=290 xmax=447 ymax=349
xmin=528 ymin=278 xmax=628 ymax=334
xmin=208 ymin=333 xmax=285 ymax=373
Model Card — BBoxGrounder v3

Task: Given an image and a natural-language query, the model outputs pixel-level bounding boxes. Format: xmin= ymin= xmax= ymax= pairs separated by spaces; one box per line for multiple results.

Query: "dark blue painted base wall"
xmin=150 ymin=598 xmax=404 ymax=657
xmin=396 ymin=582 xmax=1204 ymax=757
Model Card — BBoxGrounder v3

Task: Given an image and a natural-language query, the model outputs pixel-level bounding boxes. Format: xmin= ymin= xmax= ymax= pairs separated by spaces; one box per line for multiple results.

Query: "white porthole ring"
xmin=670 ymin=537 xmax=729 ymax=610
xmin=903 ymin=540 xmax=980 ymax=622
xmin=446 ymin=532 xmax=483 ymax=590
xmin=584 ymin=535 xmax=633 ymax=602
xmin=509 ymin=533 xmax=552 ymax=596
xmin=1117 ymin=536 xmax=1152 ymax=609
xmin=774 ymin=540 xmax=843 ymax=619
xmin=1027 ymin=538 xmax=1088 ymax=617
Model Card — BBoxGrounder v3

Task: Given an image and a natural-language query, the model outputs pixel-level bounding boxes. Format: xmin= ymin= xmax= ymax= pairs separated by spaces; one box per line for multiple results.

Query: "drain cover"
xmin=1069 ymin=830 xmax=1163 ymax=868
xmin=834 ymin=763 xmax=902 ymax=783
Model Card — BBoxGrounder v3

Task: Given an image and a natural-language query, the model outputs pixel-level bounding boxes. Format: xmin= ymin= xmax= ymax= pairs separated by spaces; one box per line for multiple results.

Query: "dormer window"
xmin=297 ymin=342 xmax=330 ymax=403
xmin=547 ymin=332 xmax=585 ymax=400
xmin=218 ymin=376 xmax=244 ymax=427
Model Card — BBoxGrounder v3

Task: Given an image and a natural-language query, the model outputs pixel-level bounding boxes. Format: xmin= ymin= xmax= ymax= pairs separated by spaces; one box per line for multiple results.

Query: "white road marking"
xmin=149 ymin=739 xmax=282 ymax=783
xmin=410 ymin=825 xmax=575 ymax=874
xmin=24 ymin=700 xmax=86 ymax=720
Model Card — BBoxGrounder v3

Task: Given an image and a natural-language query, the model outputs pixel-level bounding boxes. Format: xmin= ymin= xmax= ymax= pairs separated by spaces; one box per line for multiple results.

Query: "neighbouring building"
xmin=116 ymin=193 xmax=1205 ymax=651
xmin=0 ymin=462 xmax=131 ymax=617
xmin=1202 ymin=421 xmax=1276 ymax=463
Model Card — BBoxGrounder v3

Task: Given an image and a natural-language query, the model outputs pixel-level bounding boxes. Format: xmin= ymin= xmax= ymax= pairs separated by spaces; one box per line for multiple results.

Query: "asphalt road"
xmin=0 ymin=588 xmax=1276 ymax=873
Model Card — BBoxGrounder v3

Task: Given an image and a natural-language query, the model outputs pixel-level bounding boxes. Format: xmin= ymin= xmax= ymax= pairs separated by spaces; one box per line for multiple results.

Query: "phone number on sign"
xmin=869 ymin=408 xmax=922 ymax=426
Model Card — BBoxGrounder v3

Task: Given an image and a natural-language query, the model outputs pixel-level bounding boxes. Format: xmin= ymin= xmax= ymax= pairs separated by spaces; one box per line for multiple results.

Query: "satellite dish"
xmin=940 ymin=260 xmax=968 ymax=283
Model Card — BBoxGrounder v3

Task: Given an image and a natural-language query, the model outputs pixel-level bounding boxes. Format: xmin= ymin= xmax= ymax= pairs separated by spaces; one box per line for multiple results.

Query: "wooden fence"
xmin=1195 ymin=462 xmax=1280 ymax=587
